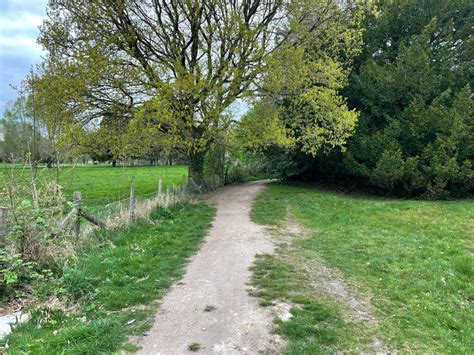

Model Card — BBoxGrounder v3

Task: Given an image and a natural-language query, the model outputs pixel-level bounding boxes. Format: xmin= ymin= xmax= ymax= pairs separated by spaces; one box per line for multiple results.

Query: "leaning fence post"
xmin=0 ymin=207 xmax=8 ymax=243
xmin=129 ymin=183 xmax=135 ymax=218
xmin=73 ymin=191 xmax=81 ymax=238
xmin=182 ymin=175 xmax=186 ymax=194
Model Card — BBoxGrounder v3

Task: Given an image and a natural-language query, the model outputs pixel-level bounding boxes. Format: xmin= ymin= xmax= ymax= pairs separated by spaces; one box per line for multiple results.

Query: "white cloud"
xmin=0 ymin=13 xmax=44 ymax=32
xmin=0 ymin=36 xmax=43 ymax=55
xmin=0 ymin=35 xmax=38 ymax=48
xmin=0 ymin=10 xmax=44 ymax=55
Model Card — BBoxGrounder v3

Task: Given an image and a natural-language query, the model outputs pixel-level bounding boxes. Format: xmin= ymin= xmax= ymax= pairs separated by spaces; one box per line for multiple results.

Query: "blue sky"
xmin=0 ymin=0 xmax=47 ymax=115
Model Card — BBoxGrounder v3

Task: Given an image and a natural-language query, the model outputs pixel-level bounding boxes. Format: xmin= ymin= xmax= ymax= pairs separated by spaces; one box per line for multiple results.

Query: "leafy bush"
xmin=3 ymin=177 xmax=74 ymax=264
xmin=203 ymin=131 xmax=271 ymax=187
xmin=0 ymin=249 xmax=52 ymax=300
xmin=1 ymin=166 xmax=74 ymax=300
xmin=342 ymin=84 xmax=474 ymax=198
xmin=343 ymin=1 xmax=474 ymax=197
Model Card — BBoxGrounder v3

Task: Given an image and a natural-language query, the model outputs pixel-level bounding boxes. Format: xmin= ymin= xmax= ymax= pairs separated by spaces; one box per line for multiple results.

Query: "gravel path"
xmin=138 ymin=181 xmax=279 ymax=354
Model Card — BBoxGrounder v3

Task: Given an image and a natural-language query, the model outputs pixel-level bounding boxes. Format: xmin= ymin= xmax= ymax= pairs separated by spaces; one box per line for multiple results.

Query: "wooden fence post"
xmin=157 ymin=179 xmax=162 ymax=199
xmin=73 ymin=191 xmax=81 ymax=238
xmin=182 ymin=175 xmax=186 ymax=194
xmin=0 ymin=207 xmax=8 ymax=243
xmin=129 ymin=183 xmax=135 ymax=218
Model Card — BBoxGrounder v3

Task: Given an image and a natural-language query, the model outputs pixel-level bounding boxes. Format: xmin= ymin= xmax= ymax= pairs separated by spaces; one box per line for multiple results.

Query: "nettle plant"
xmin=4 ymin=178 xmax=74 ymax=262
xmin=0 ymin=250 xmax=53 ymax=300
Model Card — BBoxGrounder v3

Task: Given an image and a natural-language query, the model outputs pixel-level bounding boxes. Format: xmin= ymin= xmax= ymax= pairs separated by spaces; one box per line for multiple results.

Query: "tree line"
xmin=3 ymin=0 xmax=473 ymax=197
xmin=241 ymin=0 xmax=474 ymax=198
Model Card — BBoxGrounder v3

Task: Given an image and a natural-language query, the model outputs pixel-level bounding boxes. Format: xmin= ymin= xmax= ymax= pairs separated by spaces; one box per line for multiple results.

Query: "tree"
xmin=28 ymin=65 xmax=74 ymax=178
xmin=37 ymin=0 xmax=293 ymax=187
xmin=1 ymin=96 xmax=52 ymax=163
xmin=337 ymin=0 xmax=474 ymax=197
xmin=239 ymin=0 xmax=367 ymax=177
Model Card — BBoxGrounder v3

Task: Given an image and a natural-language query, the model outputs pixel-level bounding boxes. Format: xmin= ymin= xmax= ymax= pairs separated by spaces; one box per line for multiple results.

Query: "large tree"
xmin=37 ymin=0 xmax=292 ymax=186
xmin=238 ymin=0 xmax=366 ymax=176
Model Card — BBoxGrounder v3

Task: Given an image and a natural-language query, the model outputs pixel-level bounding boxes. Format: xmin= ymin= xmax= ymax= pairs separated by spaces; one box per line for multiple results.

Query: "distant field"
xmin=251 ymin=184 xmax=473 ymax=353
xmin=0 ymin=164 xmax=188 ymax=208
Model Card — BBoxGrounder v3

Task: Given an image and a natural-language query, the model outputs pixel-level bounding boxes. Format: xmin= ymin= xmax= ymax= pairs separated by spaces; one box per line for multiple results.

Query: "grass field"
xmin=0 ymin=164 xmax=188 ymax=208
xmin=2 ymin=202 xmax=215 ymax=353
xmin=251 ymin=183 xmax=473 ymax=353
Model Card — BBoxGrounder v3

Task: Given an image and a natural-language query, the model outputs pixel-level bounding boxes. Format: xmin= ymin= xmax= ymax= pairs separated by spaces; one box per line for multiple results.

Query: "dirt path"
xmin=138 ymin=181 xmax=280 ymax=354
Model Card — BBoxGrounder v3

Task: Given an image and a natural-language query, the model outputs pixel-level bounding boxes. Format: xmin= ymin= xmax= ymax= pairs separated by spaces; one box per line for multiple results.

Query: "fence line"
xmin=0 ymin=174 xmax=189 ymax=240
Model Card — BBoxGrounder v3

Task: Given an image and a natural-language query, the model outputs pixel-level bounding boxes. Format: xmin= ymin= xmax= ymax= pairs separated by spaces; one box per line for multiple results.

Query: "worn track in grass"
xmin=137 ymin=181 xmax=280 ymax=354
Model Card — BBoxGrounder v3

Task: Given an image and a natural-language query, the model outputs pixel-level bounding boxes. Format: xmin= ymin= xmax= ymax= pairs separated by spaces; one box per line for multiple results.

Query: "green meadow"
xmin=251 ymin=183 xmax=473 ymax=353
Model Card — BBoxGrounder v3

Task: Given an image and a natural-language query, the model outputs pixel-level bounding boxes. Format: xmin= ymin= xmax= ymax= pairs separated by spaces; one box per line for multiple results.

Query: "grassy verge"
xmin=250 ymin=183 xmax=473 ymax=353
xmin=2 ymin=202 xmax=215 ymax=354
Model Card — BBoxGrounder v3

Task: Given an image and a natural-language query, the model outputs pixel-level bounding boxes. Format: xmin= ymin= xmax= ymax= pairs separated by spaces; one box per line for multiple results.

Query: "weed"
xmin=188 ymin=342 xmax=201 ymax=351
xmin=2 ymin=202 xmax=216 ymax=353
xmin=204 ymin=305 xmax=216 ymax=312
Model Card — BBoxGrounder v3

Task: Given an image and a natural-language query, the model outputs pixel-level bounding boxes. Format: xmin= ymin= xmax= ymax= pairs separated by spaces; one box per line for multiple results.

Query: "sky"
xmin=0 ymin=0 xmax=47 ymax=115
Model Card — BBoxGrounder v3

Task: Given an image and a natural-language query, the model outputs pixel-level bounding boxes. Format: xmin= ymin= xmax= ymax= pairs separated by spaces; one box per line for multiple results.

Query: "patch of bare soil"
xmin=136 ymin=181 xmax=283 ymax=354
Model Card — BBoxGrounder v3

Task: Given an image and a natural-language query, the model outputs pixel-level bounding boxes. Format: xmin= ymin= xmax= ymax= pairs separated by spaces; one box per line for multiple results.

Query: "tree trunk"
xmin=188 ymin=151 xmax=206 ymax=192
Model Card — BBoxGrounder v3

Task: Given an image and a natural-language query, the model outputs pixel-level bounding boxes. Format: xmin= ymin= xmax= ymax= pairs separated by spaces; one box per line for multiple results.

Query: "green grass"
xmin=0 ymin=164 xmax=187 ymax=208
xmin=2 ymin=202 xmax=215 ymax=354
xmin=251 ymin=183 xmax=473 ymax=353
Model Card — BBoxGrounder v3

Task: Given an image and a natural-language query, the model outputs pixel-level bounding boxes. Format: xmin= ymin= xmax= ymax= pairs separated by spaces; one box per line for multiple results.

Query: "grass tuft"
xmin=188 ymin=342 xmax=201 ymax=351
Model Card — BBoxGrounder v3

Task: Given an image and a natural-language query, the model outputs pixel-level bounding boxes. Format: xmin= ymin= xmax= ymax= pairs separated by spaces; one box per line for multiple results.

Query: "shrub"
xmin=0 ymin=249 xmax=52 ymax=300
xmin=3 ymin=177 xmax=75 ymax=264
xmin=301 ymin=1 xmax=474 ymax=198
xmin=0 ymin=166 xmax=75 ymax=300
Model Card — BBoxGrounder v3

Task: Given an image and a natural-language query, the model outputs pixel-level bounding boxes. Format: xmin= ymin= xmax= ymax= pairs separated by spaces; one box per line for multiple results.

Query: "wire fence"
xmin=62 ymin=175 xmax=190 ymax=238
xmin=0 ymin=175 xmax=190 ymax=242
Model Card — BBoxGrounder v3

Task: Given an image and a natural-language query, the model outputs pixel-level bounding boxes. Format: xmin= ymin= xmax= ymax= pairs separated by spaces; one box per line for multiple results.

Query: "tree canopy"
xmin=34 ymin=0 xmax=372 ymax=187
xmin=239 ymin=0 xmax=366 ymax=169
xmin=37 ymin=0 xmax=291 ymax=185
xmin=342 ymin=0 xmax=474 ymax=196
xmin=258 ymin=0 xmax=474 ymax=197
xmin=1 ymin=96 xmax=53 ymax=164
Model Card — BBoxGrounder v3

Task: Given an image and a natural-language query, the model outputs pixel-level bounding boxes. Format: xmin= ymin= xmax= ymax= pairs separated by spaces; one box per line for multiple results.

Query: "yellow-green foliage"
xmin=33 ymin=1 xmax=289 ymax=182
xmin=240 ymin=1 xmax=367 ymax=157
